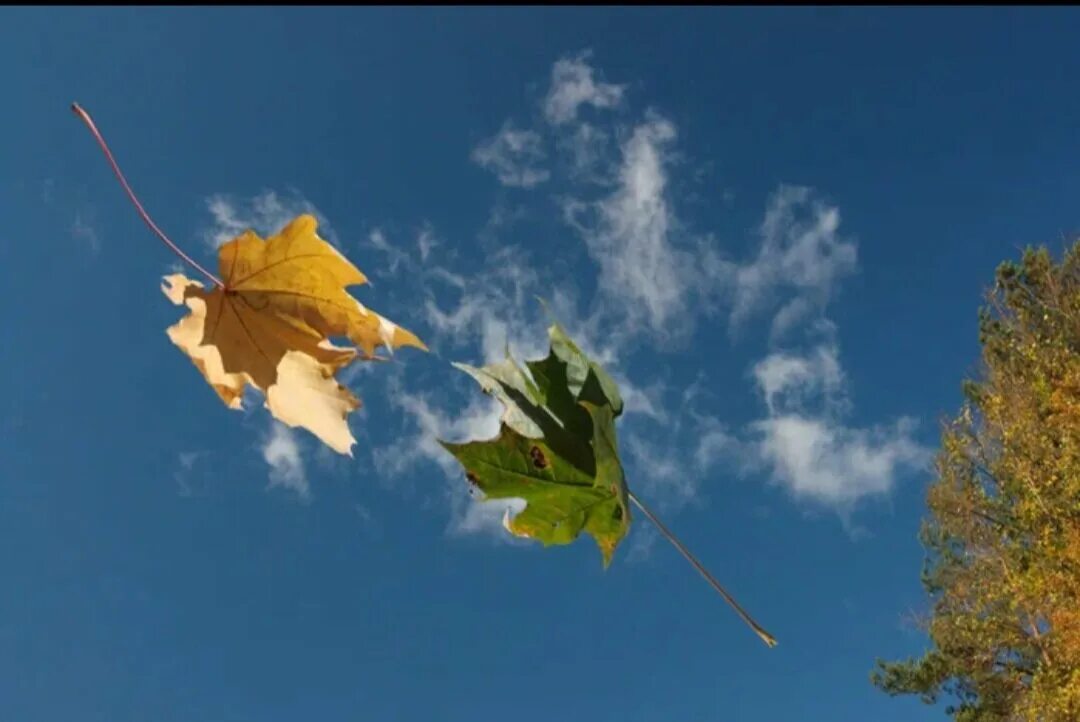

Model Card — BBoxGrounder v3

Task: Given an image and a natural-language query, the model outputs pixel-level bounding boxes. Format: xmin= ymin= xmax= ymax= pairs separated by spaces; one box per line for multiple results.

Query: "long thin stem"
xmin=628 ymin=491 xmax=778 ymax=648
xmin=70 ymin=102 xmax=224 ymax=289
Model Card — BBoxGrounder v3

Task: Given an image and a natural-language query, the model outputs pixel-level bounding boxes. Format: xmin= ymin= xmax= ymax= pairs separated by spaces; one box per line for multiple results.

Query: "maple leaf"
xmin=439 ymin=324 xmax=630 ymax=566
xmin=163 ymin=214 xmax=426 ymax=455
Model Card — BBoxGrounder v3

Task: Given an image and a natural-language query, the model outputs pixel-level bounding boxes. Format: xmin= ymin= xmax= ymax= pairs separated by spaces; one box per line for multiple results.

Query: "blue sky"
xmin=4 ymin=7 xmax=1080 ymax=722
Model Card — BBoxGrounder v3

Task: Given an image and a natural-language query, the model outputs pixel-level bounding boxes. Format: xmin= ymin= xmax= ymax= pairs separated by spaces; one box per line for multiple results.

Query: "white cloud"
xmin=71 ymin=212 xmax=100 ymax=253
xmin=173 ymin=450 xmax=206 ymax=498
xmin=609 ymin=381 xmax=743 ymax=514
xmin=372 ymin=384 xmax=532 ymax=540
xmin=364 ymin=224 xmax=441 ymax=275
xmin=739 ymin=339 xmax=929 ymax=510
xmin=422 ymin=245 xmax=549 ymax=364
xmin=353 ymin=503 xmax=383 ymax=538
xmin=752 ymin=344 xmax=845 ymax=415
xmin=262 ymin=422 xmax=310 ymax=501
xmin=425 ymin=266 xmax=468 ymax=290
xmin=543 ymin=52 xmax=626 ymax=125
xmin=558 ymin=122 xmax=612 ymax=182
xmin=480 ymin=200 xmax=529 ymax=241
xmin=616 ymin=376 xmax=668 ymax=423
xmin=366 ymin=228 xmax=411 ymax=275
xmin=471 ymin=122 xmax=550 ymax=188
xmin=564 ymin=114 xmax=725 ymax=339
xmin=693 ymin=421 xmax=746 ymax=472
xmin=623 ymin=432 xmax=700 ymax=510
xmin=448 ymin=488 xmax=528 ymax=539
xmin=720 ymin=185 xmax=925 ymax=511
xmin=688 ymin=344 xmax=929 ymax=513
xmin=751 ymin=414 xmax=929 ymax=508
xmin=202 ymin=190 xmax=336 ymax=249
xmin=374 ymin=388 xmax=501 ymax=478
xmin=731 ymin=185 xmax=857 ymax=338
xmin=416 ymin=223 xmax=439 ymax=262
xmin=768 ymin=297 xmax=816 ymax=343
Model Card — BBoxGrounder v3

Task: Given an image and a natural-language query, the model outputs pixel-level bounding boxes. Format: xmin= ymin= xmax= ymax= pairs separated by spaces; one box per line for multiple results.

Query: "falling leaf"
xmin=440 ymin=323 xmax=779 ymax=647
xmin=163 ymin=214 xmax=426 ymax=455
xmin=440 ymin=324 xmax=630 ymax=565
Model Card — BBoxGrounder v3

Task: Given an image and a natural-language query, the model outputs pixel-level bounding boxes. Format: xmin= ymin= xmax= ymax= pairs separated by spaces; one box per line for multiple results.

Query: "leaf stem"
xmin=70 ymin=102 xmax=225 ymax=289
xmin=628 ymin=491 xmax=778 ymax=648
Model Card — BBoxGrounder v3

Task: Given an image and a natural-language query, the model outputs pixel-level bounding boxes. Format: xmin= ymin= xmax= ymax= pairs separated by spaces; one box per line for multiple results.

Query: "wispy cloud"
xmin=261 ymin=422 xmax=310 ymax=501
xmin=373 ymin=385 xmax=501 ymax=479
xmin=750 ymin=413 xmax=928 ymax=509
xmin=71 ymin=211 xmax=100 ymax=253
xmin=594 ymin=183 xmax=926 ymax=518
xmin=371 ymin=378 xmax=533 ymax=540
xmin=361 ymin=222 xmax=441 ymax=278
xmin=173 ymin=450 xmax=207 ymax=498
xmin=448 ymin=487 xmax=529 ymax=540
xmin=201 ymin=190 xmax=336 ymax=249
xmin=693 ymin=418 xmax=746 ymax=472
xmin=699 ymin=336 xmax=930 ymax=513
xmin=377 ymin=53 xmax=928 ymax=538
xmin=471 ymin=122 xmax=550 ymax=188
xmin=752 ymin=343 xmax=846 ymax=415
xmin=731 ymin=185 xmax=857 ymax=341
xmin=725 ymin=192 xmax=928 ymax=513
xmin=422 ymin=243 xmax=551 ymax=364
xmin=353 ymin=503 xmax=384 ymax=539
xmin=366 ymin=228 xmax=411 ymax=276
xmin=416 ymin=223 xmax=439 ymax=262
xmin=688 ymin=351 xmax=930 ymax=516
xmin=617 ymin=382 xmax=749 ymax=517
xmin=378 ymin=250 xmax=667 ymax=536
xmin=543 ymin=51 xmax=626 ymax=126
xmin=564 ymin=114 xmax=729 ymax=341
xmin=616 ymin=375 xmax=668 ymax=423
xmin=557 ymin=122 xmax=613 ymax=183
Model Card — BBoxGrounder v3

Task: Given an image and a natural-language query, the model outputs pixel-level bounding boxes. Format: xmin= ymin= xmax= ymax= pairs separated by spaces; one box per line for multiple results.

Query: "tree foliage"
xmin=872 ymin=242 xmax=1080 ymax=721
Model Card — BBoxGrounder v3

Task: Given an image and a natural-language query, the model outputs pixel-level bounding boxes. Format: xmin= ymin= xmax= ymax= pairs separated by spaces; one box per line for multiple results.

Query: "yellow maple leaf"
xmin=163 ymin=214 xmax=426 ymax=455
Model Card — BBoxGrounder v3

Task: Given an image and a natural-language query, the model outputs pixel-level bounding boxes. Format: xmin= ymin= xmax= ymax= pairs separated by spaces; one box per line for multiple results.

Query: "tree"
xmin=872 ymin=242 xmax=1080 ymax=721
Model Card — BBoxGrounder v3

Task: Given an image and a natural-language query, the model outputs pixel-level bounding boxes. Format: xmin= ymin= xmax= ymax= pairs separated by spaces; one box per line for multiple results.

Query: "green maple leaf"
xmin=439 ymin=323 xmax=630 ymax=566
xmin=440 ymin=321 xmax=778 ymax=648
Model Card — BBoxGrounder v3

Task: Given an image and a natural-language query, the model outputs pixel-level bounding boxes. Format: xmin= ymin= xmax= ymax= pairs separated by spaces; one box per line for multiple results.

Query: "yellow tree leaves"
xmin=163 ymin=214 xmax=426 ymax=455
xmin=872 ymin=244 xmax=1080 ymax=721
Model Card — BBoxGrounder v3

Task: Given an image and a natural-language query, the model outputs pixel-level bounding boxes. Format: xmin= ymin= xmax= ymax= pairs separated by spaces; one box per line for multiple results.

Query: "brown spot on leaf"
xmin=529 ymin=445 xmax=548 ymax=470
